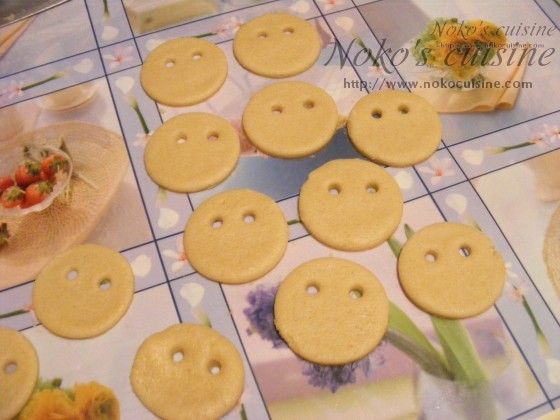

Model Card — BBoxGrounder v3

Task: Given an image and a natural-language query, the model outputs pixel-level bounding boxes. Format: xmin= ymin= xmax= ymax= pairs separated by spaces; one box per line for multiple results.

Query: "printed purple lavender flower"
xmin=301 ymin=350 xmax=383 ymax=393
xmin=243 ymin=284 xmax=287 ymax=349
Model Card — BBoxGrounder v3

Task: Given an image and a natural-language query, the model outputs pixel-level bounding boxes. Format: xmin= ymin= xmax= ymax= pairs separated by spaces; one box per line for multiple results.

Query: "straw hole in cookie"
xmin=306 ymin=285 xmax=319 ymax=295
xmin=243 ymin=213 xmax=255 ymax=224
xmin=192 ymin=52 xmax=203 ymax=60
xmin=99 ymin=278 xmax=112 ymax=291
xmin=4 ymin=362 xmax=17 ymax=374
xmin=303 ymin=100 xmax=315 ymax=109
xmin=67 ymin=269 xmax=79 ymax=280
xmin=328 ymin=184 xmax=341 ymax=195
xmin=371 ymin=110 xmax=383 ymax=119
xmin=165 ymin=59 xmax=175 ymax=68
xmin=398 ymin=105 xmax=409 ymax=114
xmin=283 ymin=27 xmax=294 ymax=35
xmin=207 ymin=132 xmax=219 ymax=142
xmin=172 ymin=351 xmax=184 ymax=362
xmin=272 ymin=106 xmax=283 ymax=115
xmin=366 ymin=183 xmax=378 ymax=194
xmin=349 ymin=288 xmax=363 ymax=299
xmin=209 ymin=361 xmax=222 ymax=375
xmin=212 ymin=219 xmax=223 ymax=229
xmin=459 ymin=246 xmax=471 ymax=257
xmin=177 ymin=136 xmax=187 ymax=144
xmin=258 ymin=32 xmax=268 ymax=39
xmin=425 ymin=252 xmax=437 ymax=262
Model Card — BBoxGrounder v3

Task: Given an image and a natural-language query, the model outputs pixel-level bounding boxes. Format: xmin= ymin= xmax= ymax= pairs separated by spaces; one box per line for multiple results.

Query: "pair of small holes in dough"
xmin=371 ymin=105 xmax=410 ymax=119
xmin=328 ymin=184 xmax=378 ymax=195
xmin=211 ymin=214 xmax=256 ymax=228
xmin=65 ymin=269 xmax=112 ymax=290
xmin=170 ymin=351 xmax=221 ymax=374
xmin=175 ymin=133 xmax=219 ymax=144
xmin=4 ymin=362 xmax=17 ymax=375
xmin=305 ymin=284 xmax=364 ymax=299
xmin=424 ymin=246 xmax=472 ymax=262
xmin=271 ymin=101 xmax=314 ymax=114
xmin=257 ymin=28 xmax=294 ymax=38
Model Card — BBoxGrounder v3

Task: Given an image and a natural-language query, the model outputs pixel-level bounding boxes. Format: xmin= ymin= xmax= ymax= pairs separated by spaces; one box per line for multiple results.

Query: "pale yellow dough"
xmin=184 ymin=189 xmax=288 ymax=284
xmin=243 ymin=81 xmax=338 ymax=158
xmin=144 ymin=113 xmax=240 ymax=193
xmin=299 ymin=159 xmax=403 ymax=251
xmin=33 ymin=244 xmax=135 ymax=338
xmin=140 ymin=37 xmax=227 ymax=106
xmin=0 ymin=327 xmax=39 ymax=420
xmin=130 ymin=323 xmax=244 ymax=420
xmin=398 ymin=222 xmax=506 ymax=319
xmin=233 ymin=13 xmax=321 ymax=78
xmin=274 ymin=258 xmax=389 ymax=365
xmin=347 ymin=90 xmax=442 ymax=167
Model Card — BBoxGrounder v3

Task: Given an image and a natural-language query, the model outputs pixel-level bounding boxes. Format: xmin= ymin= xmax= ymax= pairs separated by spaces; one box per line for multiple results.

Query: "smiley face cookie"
xmin=242 ymin=82 xmax=339 ymax=158
xmin=298 ymin=159 xmax=403 ymax=251
xmin=274 ymin=258 xmax=389 ymax=365
xmin=347 ymin=90 xmax=442 ymax=167
xmin=144 ymin=113 xmax=240 ymax=193
xmin=233 ymin=13 xmax=321 ymax=78
xmin=184 ymin=189 xmax=288 ymax=284
xmin=398 ymin=222 xmax=506 ymax=319
xmin=33 ymin=244 xmax=135 ymax=338
xmin=131 ymin=323 xmax=244 ymax=420
xmin=0 ymin=327 xmax=39 ymax=420
xmin=140 ymin=37 xmax=227 ymax=106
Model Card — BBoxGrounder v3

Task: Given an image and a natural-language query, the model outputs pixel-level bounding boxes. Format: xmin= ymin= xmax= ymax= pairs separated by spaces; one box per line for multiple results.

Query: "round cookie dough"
xmin=144 ymin=113 xmax=240 ymax=193
xmin=33 ymin=244 xmax=135 ymax=339
xmin=274 ymin=258 xmax=389 ymax=365
xmin=397 ymin=222 xmax=506 ymax=319
xmin=347 ymin=90 xmax=442 ymax=167
xmin=242 ymin=81 xmax=338 ymax=158
xmin=0 ymin=327 xmax=39 ymax=420
xmin=131 ymin=323 xmax=244 ymax=420
xmin=184 ymin=189 xmax=288 ymax=284
xmin=140 ymin=37 xmax=227 ymax=106
xmin=233 ymin=13 xmax=321 ymax=78
xmin=298 ymin=159 xmax=403 ymax=251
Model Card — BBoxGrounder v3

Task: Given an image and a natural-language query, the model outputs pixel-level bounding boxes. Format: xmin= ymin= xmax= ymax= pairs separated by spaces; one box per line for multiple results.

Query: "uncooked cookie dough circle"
xmin=184 ymin=189 xmax=288 ymax=284
xmin=398 ymin=222 xmax=506 ymax=319
xmin=233 ymin=13 xmax=321 ymax=78
xmin=243 ymin=81 xmax=338 ymax=158
xmin=140 ymin=37 xmax=227 ymax=106
xmin=298 ymin=159 xmax=403 ymax=251
xmin=131 ymin=323 xmax=244 ymax=420
xmin=33 ymin=244 xmax=135 ymax=338
xmin=274 ymin=258 xmax=389 ymax=365
xmin=144 ymin=113 xmax=240 ymax=193
xmin=347 ymin=90 xmax=442 ymax=167
xmin=0 ymin=327 xmax=39 ymax=420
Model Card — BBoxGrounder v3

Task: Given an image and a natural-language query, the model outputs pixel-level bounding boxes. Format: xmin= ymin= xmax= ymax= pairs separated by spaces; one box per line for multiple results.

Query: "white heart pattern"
xmin=394 ymin=170 xmax=413 ymax=190
xmin=73 ymin=58 xmax=93 ymax=74
xmin=180 ymin=282 xmax=205 ymax=308
xmin=102 ymin=25 xmax=119 ymax=41
xmin=131 ymin=254 xmax=152 ymax=277
xmin=462 ymin=149 xmax=484 ymax=166
xmin=444 ymin=193 xmax=468 ymax=215
xmin=335 ymin=17 xmax=354 ymax=33
xmin=158 ymin=207 xmax=179 ymax=229
xmin=289 ymin=0 xmax=310 ymax=14
xmin=115 ymin=76 xmax=135 ymax=94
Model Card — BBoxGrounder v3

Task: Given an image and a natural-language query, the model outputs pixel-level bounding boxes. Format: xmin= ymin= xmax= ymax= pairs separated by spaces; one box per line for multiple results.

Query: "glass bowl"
xmin=0 ymin=145 xmax=73 ymax=216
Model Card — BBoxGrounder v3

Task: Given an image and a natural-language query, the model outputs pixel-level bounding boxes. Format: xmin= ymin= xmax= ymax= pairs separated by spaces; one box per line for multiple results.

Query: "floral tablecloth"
xmin=1 ymin=0 xmax=560 ymax=418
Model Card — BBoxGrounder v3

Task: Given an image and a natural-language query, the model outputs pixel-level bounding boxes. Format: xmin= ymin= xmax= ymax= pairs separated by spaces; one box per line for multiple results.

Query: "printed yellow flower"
xmin=73 ymin=382 xmax=120 ymax=420
xmin=18 ymin=389 xmax=75 ymax=420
